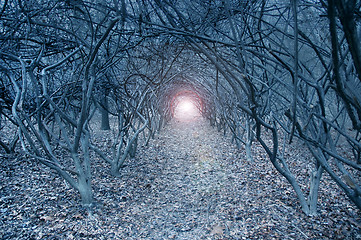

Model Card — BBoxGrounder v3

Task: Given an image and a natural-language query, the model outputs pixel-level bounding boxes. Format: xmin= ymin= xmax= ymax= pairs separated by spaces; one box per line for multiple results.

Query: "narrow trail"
xmin=125 ymin=117 xmax=240 ymax=239
xmin=114 ymin=117 xmax=305 ymax=239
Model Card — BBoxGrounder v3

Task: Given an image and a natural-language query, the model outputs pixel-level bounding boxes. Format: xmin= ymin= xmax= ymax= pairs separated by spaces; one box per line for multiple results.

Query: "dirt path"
xmin=1 ymin=117 xmax=360 ymax=239
xmin=123 ymin=117 xmax=239 ymax=239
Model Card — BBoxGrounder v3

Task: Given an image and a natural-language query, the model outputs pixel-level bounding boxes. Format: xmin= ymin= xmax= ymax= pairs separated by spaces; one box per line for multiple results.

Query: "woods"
xmin=0 ymin=0 xmax=360 ymax=221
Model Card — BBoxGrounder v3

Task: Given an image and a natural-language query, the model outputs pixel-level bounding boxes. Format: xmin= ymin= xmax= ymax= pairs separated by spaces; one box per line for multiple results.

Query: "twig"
xmin=293 ymin=224 xmax=309 ymax=239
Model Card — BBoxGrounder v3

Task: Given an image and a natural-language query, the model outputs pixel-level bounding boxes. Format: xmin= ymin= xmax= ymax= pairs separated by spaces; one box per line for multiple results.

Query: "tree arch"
xmin=0 ymin=0 xmax=360 ymax=216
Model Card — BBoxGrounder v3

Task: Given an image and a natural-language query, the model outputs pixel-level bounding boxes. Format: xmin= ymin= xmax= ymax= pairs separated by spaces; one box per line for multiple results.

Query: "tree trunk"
xmin=308 ymin=164 xmax=323 ymax=216
xmin=129 ymin=137 xmax=138 ymax=158
xmin=110 ymin=162 xmax=121 ymax=177
xmin=100 ymin=93 xmax=111 ymax=130
xmin=77 ymin=175 xmax=93 ymax=206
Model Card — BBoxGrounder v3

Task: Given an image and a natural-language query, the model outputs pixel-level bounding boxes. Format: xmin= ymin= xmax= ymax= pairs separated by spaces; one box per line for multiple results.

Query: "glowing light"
xmin=174 ymin=97 xmax=201 ymax=122
xmin=178 ymin=99 xmax=194 ymax=113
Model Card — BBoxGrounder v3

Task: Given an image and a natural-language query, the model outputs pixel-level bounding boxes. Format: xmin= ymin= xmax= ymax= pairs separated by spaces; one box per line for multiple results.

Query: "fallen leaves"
xmin=0 ymin=118 xmax=360 ymax=239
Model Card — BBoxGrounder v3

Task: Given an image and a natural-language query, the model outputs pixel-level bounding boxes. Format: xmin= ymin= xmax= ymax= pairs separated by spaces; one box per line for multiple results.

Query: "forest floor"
xmin=1 ymin=116 xmax=361 ymax=239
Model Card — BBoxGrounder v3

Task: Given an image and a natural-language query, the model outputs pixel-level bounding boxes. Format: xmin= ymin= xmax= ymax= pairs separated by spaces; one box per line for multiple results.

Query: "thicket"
xmin=0 ymin=0 xmax=360 ymax=216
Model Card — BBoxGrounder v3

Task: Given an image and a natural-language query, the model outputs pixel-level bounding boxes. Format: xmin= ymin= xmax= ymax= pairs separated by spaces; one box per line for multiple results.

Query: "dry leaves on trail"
xmin=210 ymin=225 xmax=225 ymax=235
xmin=1 ymin=117 xmax=360 ymax=239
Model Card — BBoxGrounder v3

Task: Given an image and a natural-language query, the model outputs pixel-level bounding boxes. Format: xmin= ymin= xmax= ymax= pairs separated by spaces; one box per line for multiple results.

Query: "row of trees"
xmin=1 ymin=0 xmax=360 ymax=215
xmin=0 ymin=0 xmax=163 ymax=205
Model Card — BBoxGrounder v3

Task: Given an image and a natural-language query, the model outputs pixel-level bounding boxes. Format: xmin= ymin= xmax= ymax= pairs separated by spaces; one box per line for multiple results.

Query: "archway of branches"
xmin=0 ymin=0 xmax=360 ymax=217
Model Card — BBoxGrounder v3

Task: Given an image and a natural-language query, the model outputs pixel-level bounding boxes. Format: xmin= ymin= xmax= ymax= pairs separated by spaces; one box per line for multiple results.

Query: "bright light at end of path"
xmin=174 ymin=98 xmax=201 ymax=122
xmin=178 ymin=100 xmax=194 ymax=112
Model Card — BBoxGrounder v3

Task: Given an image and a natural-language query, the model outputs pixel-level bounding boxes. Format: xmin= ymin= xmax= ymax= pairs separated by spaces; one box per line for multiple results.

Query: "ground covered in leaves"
xmin=1 ymin=117 xmax=361 ymax=239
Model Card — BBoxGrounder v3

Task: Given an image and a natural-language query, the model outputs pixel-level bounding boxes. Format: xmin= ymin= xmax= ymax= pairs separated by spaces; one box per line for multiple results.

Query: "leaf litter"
xmin=0 ymin=117 xmax=360 ymax=239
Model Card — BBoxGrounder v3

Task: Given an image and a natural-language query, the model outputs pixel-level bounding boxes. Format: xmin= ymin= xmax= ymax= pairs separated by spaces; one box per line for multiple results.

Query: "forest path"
xmin=129 ymin=117 xmax=240 ymax=238
xmin=114 ymin=117 xmax=295 ymax=239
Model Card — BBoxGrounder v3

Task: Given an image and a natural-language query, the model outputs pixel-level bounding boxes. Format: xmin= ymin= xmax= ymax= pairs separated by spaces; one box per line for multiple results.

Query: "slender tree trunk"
xmin=100 ymin=90 xmax=111 ymax=130
xmin=308 ymin=164 xmax=323 ymax=215
xmin=129 ymin=137 xmax=138 ymax=158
